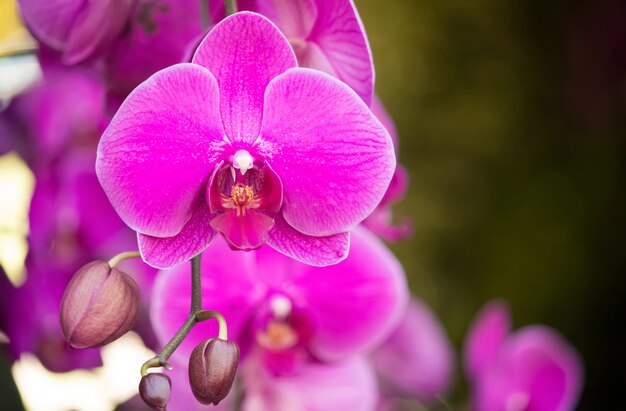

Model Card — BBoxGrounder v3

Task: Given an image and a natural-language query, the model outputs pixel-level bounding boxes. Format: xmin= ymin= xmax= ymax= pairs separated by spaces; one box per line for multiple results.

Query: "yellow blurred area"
xmin=0 ymin=153 xmax=33 ymax=286
xmin=0 ymin=0 xmax=35 ymax=57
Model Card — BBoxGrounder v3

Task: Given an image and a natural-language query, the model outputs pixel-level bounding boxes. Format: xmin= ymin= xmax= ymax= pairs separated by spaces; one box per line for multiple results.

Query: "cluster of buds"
xmin=60 ymin=252 xmax=239 ymax=410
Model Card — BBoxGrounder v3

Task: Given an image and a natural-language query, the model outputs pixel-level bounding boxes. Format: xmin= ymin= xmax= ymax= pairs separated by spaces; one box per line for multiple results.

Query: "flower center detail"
xmin=230 ymin=183 xmax=254 ymax=215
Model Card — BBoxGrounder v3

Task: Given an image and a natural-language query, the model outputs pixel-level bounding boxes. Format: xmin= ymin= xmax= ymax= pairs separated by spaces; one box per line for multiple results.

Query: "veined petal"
xmin=138 ymin=202 xmax=218 ymax=269
xmin=291 ymin=226 xmax=408 ymax=361
xmin=243 ymin=356 xmax=378 ymax=411
xmin=258 ymin=68 xmax=395 ymax=237
xmin=267 ymin=213 xmax=349 ymax=267
xmin=308 ymin=0 xmax=374 ymax=105
xmin=464 ymin=300 xmax=512 ymax=380
xmin=97 ymin=63 xmax=226 ymax=237
xmin=210 ymin=210 xmax=275 ymax=251
xmin=150 ymin=238 xmax=260 ymax=364
xmin=192 ymin=12 xmax=296 ymax=143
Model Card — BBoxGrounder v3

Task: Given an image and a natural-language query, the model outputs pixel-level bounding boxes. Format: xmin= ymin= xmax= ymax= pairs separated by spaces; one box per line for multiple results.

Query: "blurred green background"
xmin=2 ymin=0 xmax=625 ymax=409
xmin=358 ymin=0 xmax=625 ymax=409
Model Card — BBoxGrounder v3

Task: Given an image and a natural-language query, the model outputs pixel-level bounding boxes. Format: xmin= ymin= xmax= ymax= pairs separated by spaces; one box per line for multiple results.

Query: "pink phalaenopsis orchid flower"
xmin=152 ymin=226 xmax=407 ymax=372
xmin=97 ymin=12 xmax=395 ymax=269
xmin=464 ymin=301 xmax=583 ymax=411
xmin=243 ymin=0 xmax=374 ymax=105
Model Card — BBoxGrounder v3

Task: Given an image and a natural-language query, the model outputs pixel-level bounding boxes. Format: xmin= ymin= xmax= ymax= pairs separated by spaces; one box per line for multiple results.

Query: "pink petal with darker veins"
xmin=138 ymin=201 xmax=218 ymax=269
xmin=257 ymin=68 xmax=395 ymax=237
xmin=266 ymin=213 xmax=350 ymax=267
xmin=97 ymin=63 xmax=226 ymax=238
xmin=192 ymin=12 xmax=296 ymax=143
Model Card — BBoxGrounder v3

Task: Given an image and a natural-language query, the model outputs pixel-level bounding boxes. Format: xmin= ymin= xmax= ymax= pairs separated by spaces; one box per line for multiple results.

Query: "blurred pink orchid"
xmin=464 ymin=301 xmax=583 ymax=411
xmin=371 ymin=297 xmax=454 ymax=406
xmin=151 ymin=226 xmax=407 ymax=376
xmin=18 ymin=0 xmax=135 ymax=65
xmin=97 ymin=12 xmax=395 ymax=268
xmin=242 ymin=0 xmax=374 ymax=105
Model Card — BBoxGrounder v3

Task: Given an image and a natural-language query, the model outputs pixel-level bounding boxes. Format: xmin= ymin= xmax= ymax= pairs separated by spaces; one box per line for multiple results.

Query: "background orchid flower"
xmin=370 ymin=297 xmax=454 ymax=406
xmin=362 ymin=96 xmax=413 ymax=241
xmin=242 ymin=0 xmax=374 ymax=105
xmin=17 ymin=0 xmax=135 ymax=65
xmin=464 ymin=301 xmax=583 ymax=411
xmin=151 ymin=226 xmax=407 ymax=377
xmin=97 ymin=12 xmax=395 ymax=268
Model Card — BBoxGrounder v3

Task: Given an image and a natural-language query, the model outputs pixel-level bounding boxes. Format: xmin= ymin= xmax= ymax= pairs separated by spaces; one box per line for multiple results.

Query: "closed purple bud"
xmin=139 ymin=373 xmax=171 ymax=410
xmin=188 ymin=338 xmax=240 ymax=405
xmin=60 ymin=260 xmax=139 ymax=349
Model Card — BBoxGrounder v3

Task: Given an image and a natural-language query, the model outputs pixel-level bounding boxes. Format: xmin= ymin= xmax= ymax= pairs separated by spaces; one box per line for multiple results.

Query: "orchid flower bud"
xmin=139 ymin=373 xmax=171 ymax=411
xmin=188 ymin=338 xmax=239 ymax=405
xmin=60 ymin=260 xmax=139 ymax=349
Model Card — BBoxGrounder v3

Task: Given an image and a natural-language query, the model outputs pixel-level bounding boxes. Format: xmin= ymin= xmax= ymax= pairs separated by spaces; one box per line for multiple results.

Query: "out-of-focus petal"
xmin=370 ymin=298 xmax=454 ymax=402
xmin=473 ymin=326 xmax=583 ymax=411
xmin=266 ymin=213 xmax=349 ymax=267
xmin=18 ymin=0 xmax=84 ymax=50
xmin=63 ymin=0 xmax=134 ymax=64
xmin=464 ymin=300 xmax=511 ymax=380
xmin=192 ymin=12 xmax=296 ymax=143
xmin=258 ymin=68 xmax=395 ymax=237
xmin=252 ymin=0 xmax=318 ymax=39
xmin=97 ymin=64 xmax=226 ymax=237
xmin=308 ymin=0 xmax=374 ymax=105
xmin=138 ymin=202 xmax=217 ymax=269
xmin=243 ymin=355 xmax=378 ymax=411
xmin=292 ymin=226 xmax=408 ymax=361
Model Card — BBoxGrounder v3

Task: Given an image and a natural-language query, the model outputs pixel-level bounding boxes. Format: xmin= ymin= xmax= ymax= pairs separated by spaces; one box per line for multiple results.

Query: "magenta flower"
xmin=244 ymin=0 xmax=374 ymax=105
xmin=151 ymin=226 xmax=407 ymax=376
xmin=18 ymin=0 xmax=134 ymax=65
xmin=464 ymin=301 xmax=583 ymax=411
xmin=97 ymin=12 xmax=395 ymax=268
xmin=370 ymin=298 xmax=454 ymax=404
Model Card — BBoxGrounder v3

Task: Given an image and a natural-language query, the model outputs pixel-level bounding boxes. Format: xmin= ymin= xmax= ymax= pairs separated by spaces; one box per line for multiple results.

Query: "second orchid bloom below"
xmin=96 ymin=12 xmax=395 ymax=269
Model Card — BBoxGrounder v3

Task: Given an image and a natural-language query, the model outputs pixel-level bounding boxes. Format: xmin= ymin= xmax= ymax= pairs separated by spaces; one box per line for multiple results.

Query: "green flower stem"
xmin=107 ymin=251 xmax=141 ymax=267
xmin=225 ymin=0 xmax=238 ymax=16
xmin=140 ymin=254 xmax=230 ymax=376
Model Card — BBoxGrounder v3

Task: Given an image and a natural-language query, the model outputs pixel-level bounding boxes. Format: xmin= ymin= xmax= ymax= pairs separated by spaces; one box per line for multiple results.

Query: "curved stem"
xmin=195 ymin=310 xmax=228 ymax=340
xmin=200 ymin=0 xmax=209 ymax=30
xmin=225 ymin=0 xmax=238 ymax=16
xmin=107 ymin=251 xmax=141 ymax=267
xmin=140 ymin=254 xmax=229 ymax=376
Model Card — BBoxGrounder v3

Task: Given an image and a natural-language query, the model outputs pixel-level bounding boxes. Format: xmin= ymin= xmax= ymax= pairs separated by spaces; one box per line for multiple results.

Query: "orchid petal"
xmin=258 ymin=68 xmax=395 ymax=237
xmin=252 ymin=0 xmax=318 ymax=39
xmin=97 ymin=63 xmax=226 ymax=238
xmin=192 ymin=12 xmax=296 ymax=143
xmin=371 ymin=298 xmax=455 ymax=402
xmin=308 ymin=0 xmax=374 ymax=105
xmin=18 ymin=0 xmax=84 ymax=50
xmin=138 ymin=202 xmax=217 ymax=269
xmin=266 ymin=213 xmax=349 ymax=267
xmin=464 ymin=300 xmax=512 ymax=380
xmin=210 ymin=210 xmax=275 ymax=251
xmin=243 ymin=356 xmax=377 ymax=411
xmin=293 ymin=226 xmax=408 ymax=361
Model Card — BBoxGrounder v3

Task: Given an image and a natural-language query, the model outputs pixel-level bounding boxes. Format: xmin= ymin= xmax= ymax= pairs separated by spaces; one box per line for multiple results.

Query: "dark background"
xmin=359 ymin=0 xmax=626 ymax=409
xmin=1 ymin=0 xmax=625 ymax=410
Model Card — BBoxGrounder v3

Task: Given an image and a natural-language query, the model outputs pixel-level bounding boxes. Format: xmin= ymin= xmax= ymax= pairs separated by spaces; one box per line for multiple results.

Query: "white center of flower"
xmin=270 ymin=295 xmax=292 ymax=319
xmin=232 ymin=149 xmax=254 ymax=175
xmin=505 ymin=392 xmax=529 ymax=411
